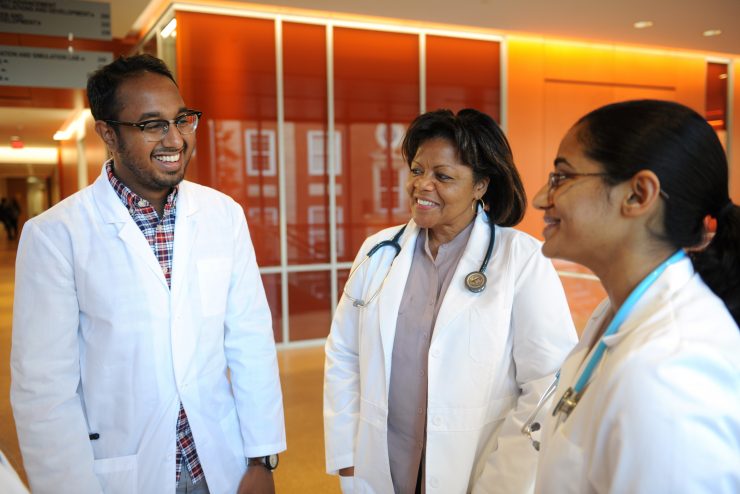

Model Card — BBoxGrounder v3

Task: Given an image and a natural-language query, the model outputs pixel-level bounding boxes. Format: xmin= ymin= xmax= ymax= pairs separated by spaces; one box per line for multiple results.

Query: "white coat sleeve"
xmin=10 ymin=221 xmax=102 ymax=494
xmin=473 ymin=247 xmax=578 ymax=494
xmin=592 ymin=345 xmax=740 ymax=493
xmin=223 ymin=204 xmax=286 ymax=457
xmin=323 ymin=243 xmax=368 ymax=474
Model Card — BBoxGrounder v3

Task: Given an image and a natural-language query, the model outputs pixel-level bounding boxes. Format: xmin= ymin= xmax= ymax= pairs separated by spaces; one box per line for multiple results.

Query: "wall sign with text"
xmin=0 ymin=0 xmax=111 ymax=40
xmin=0 ymin=46 xmax=112 ymax=88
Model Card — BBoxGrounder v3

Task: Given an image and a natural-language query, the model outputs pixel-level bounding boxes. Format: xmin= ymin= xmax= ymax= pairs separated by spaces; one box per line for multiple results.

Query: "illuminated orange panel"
xmin=733 ymin=61 xmax=740 ymax=203
xmin=706 ymin=62 xmax=728 ymax=131
xmin=288 ymin=271 xmax=332 ymax=341
xmin=176 ymin=12 xmax=280 ymax=266
xmin=283 ymin=22 xmax=330 ymax=265
xmin=261 ymin=273 xmax=283 ymax=343
xmin=426 ymin=35 xmax=500 ymax=120
xmin=333 ymin=27 xmax=419 ymax=262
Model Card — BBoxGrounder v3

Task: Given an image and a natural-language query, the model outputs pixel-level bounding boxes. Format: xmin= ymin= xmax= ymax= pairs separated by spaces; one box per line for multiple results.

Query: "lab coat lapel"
xmin=91 ymin=167 xmax=168 ymax=291
xmin=602 ymin=258 xmax=694 ymax=348
xmin=377 ymin=222 xmax=419 ymax=388
xmin=170 ymin=182 xmax=199 ymax=305
xmin=433 ymin=212 xmax=490 ymax=335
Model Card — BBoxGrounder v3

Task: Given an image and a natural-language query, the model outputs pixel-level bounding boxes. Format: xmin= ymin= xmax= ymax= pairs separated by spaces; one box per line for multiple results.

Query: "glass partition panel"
xmin=288 ymin=271 xmax=332 ymax=341
xmin=261 ymin=273 xmax=283 ymax=343
xmin=333 ymin=27 xmax=419 ymax=261
xmin=283 ymin=22 xmax=330 ymax=265
xmin=426 ymin=35 xmax=501 ymax=121
xmin=176 ymin=12 xmax=280 ymax=266
xmin=706 ymin=61 xmax=728 ymax=149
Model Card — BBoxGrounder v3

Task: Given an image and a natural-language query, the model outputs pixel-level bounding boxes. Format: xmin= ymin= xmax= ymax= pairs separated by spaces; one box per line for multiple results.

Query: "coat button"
xmin=429 ymin=477 xmax=439 ymax=488
xmin=433 ymin=416 xmax=442 ymax=426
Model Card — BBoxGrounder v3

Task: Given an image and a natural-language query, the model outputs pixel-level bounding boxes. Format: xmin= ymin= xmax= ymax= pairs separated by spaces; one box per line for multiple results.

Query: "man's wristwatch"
xmin=248 ymin=454 xmax=279 ymax=471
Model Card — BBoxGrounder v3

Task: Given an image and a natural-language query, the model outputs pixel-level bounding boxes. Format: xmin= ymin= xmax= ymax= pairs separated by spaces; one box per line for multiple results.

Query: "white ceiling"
xmin=2 ymin=0 xmax=740 ymax=174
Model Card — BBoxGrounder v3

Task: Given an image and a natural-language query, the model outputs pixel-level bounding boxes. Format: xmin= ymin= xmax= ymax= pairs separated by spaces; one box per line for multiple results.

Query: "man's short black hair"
xmin=86 ymin=54 xmax=177 ymax=121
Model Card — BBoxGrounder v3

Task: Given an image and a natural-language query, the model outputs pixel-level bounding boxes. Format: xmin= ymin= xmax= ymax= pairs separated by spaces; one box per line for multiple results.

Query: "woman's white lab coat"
xmin=535 ymin=258 xmax=740 ymax=493
xmin=324 ymin=211 xmax=578 ymax=493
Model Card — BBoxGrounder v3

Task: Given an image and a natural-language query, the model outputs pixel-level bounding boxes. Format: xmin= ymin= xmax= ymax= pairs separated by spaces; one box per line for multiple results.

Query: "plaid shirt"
xmin=106 ymin=161 xmax=204 ymax=486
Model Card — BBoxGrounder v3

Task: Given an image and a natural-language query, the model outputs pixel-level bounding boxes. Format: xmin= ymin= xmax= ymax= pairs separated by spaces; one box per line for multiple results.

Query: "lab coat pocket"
xmin=537 ymin=430 xmax=584 ymax=494
xmin=93 ymin=453 xmax=138 ymax=494
xmin=468 ymin=309 xmax=497 ymax=363
xmin=197 ymin=257 xmax=232 ymax=316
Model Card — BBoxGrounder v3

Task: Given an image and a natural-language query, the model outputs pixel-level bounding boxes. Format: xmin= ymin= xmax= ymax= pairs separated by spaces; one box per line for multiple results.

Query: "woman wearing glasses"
xmin=532 ymin=100 xmax=740 ymax=493
xmin=324 ymin=109 xmax=577 ymax=493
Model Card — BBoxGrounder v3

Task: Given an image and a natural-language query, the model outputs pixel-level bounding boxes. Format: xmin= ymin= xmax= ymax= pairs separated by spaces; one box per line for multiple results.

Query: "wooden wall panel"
xmin=506 ymin=37 xmax=546 ymax=237
xmin=508 ymin=37 xmax=712 ymax=239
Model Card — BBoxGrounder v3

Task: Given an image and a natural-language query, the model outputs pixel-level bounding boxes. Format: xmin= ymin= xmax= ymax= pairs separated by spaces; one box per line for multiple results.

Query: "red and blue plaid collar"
xmin=105 ymin=160 xmax=179 ymax=212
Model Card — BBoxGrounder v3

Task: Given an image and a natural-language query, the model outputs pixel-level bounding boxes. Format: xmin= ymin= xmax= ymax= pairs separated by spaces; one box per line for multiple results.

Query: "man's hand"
xmin=237 ymin=466 xmax=276 ymax=494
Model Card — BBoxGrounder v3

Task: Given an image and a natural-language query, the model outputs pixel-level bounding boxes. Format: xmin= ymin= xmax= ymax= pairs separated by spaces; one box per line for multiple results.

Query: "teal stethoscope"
xmin=521 ymin=249 xmax=687 ymax=451
xmin=342 ymin=219 xmax=496 ymax=308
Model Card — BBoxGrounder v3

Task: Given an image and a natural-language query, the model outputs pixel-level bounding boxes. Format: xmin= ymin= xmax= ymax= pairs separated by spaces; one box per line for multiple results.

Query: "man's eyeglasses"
xmin=104 ymin=110 xmax=202 ymax=142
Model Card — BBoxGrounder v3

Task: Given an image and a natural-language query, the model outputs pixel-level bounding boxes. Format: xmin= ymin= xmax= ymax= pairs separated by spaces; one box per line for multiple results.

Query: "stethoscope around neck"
xmin=521 ymin=249 xmax=687 ymax=450
xmin=342 ymin=214 xmax=496 ymax=308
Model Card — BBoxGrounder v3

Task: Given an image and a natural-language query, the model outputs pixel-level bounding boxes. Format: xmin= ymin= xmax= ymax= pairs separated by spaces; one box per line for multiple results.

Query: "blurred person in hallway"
xmin=0 ymin=197 xmax=9 ymax=239
xmin=10 ymin=54 xmax=285 ymax=494
xmin=0 ymin=197 xmax=19 ymax=240
xmin=324 ymin=108 xmax=578 ymax=493
xmin=6 ymin=197 xmax=20 ymax=240
xmin=532 ymin=100 xmax=740 ymax=493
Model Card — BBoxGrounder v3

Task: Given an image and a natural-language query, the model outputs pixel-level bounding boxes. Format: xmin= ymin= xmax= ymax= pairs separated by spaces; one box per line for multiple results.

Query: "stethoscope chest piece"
xmin=465 ymin=271 xmax=487 ymax=293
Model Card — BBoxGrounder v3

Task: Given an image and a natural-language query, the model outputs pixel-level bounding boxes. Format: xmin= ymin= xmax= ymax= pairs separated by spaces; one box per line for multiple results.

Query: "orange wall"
xmin=59 ymin=139 xmax=79 ymax=200
xmin=507 ymin=37 xmax=710 ymax=238
xmin=85 ymin=118 xmax=107 ymax=184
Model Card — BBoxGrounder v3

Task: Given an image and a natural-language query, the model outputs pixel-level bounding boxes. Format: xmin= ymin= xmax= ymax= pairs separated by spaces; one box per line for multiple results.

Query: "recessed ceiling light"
xmin=703 ymin=29 xmax=722 ymax=37
xmin=633 ymin=21 xmax=654 ymax=29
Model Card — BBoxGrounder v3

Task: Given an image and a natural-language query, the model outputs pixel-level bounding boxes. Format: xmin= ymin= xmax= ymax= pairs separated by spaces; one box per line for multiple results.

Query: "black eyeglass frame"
xmin=547 ymin=171 xmax=610 ymax=191
xmin=546 ymin=171 xmax=670 ymax=200
xmin=104 ymin=110 xmax=203 ymax=140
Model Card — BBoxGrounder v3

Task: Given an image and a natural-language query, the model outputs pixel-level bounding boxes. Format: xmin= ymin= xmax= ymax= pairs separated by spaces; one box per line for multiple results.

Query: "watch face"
xmin=266 ymin=454 xmax=279 ymax=470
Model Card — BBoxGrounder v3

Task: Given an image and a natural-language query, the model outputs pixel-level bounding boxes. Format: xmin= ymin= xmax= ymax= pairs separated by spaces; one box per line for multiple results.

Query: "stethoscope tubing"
xmin=572 ymin=249 xmax=686 ymax=394
xmin=343 ymin=214 xmax=495 ymax=307
xmin=553 ymin=249 xmax=687 ymax=420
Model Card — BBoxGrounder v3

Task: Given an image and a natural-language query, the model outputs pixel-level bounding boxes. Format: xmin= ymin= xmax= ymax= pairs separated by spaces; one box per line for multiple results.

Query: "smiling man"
xmin=10 ymin=55 xmax=285 ymax=494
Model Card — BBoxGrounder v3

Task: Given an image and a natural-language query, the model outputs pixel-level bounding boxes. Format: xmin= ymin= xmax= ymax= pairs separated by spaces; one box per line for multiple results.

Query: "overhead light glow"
xmin=633 ymin=21 xmax=653 ymax=29
xmin=703 ymin=29 xmax=722 ymax=37
xmin=53 ymin=109 xmax=91 ymax=141
xmin=161 ymin=18 xmax=177 ymax=38
xmin=0 ymin=146 xmax=57 ymax=164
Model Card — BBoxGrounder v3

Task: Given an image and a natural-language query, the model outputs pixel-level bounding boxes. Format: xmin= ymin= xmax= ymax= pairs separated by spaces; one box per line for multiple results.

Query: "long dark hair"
xmin=401 ymin=108 xmax=526 ymax=226
xmin=576 ymin=99 xmax=739 ymax=324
